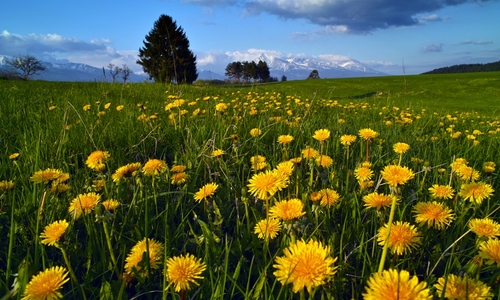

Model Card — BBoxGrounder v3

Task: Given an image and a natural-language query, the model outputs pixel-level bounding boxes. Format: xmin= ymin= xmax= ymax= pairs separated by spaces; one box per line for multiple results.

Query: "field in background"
xmin=1 ymin=72 xmax=500 ymax=299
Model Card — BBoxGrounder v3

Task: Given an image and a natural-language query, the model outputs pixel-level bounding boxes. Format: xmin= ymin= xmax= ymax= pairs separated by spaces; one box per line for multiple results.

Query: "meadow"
xmin=1 ymin=72 xmax=500 ymax=299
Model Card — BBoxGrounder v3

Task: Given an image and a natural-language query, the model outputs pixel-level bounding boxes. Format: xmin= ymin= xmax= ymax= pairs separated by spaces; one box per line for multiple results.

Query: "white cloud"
xmin=417 ymin=14 xmax=442 ymax=23
xmin=422 ymin=43 xmax=444 ymax=53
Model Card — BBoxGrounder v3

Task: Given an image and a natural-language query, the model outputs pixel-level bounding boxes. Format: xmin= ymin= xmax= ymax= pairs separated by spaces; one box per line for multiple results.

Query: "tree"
xmin=121 ymin=64 xmax=131 ymax=83
xmin=307 ymin=69 xmax=320 ymax=79
xmin=6 ymin=54 xmax=46 ymax=80
xmin=225 ymin=62 xmax=243 ymax=82
xmin=256 ymin=60 xmax=270 ymax=82
xmin=137 ymin=14 xmax=197 ymax=84
xmin=242 ymin=61 xmax=256 ymax=83
xmin=108 ymin=63 xmax=122 ymax=83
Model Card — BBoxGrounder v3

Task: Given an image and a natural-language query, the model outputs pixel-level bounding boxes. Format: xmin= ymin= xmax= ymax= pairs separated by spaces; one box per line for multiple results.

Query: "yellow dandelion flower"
xmin=194 ymin=183 xmax=219 ymax=202
xmin=247 ymin=170 xmax=288 ymax=200
xmin=450 ymin=158 xmax=468 ymax=172
xmin=468 ymin=218 xmax=500 ymax=238
xmin=479 ymin=238 xmax=500 ymax=267
xmin=22 ymin=266 xmax=69 ymax=300
xmin=269 ymin=198 xmax=305 ymax=221
xmin=435 ymin=274 xmax=493 ymax=300
xmin=278 ymin=135 xmax=294 ymax=145
xmin=101 ymin=199 xmax=120 ymax=211
xmin=275 ymin=161 xmax=294 ymax=177
xmin=413 ymin=201 xmax=454 ymax=230
xmin=125 ymin=238 xmax=164 ymax=275
xmin=359 ymin=180 xmax=375 ymax=190
xmin=166 ymin=254 xmax=206 ymax=292
xmin=354 ymin=166 xmax=373 ymax=182
xmin=142 ymin=159 xmax=167 ymax=176
xmin=215 ymin=103 xmax=228 ymax=112
xmin=111 ymin=163 xmax=142 ymax=182
xmin=50 ymin=182 xmax=71 ymax=194
xmin=289 ymin=157 xmax=302 ymax=164
xmin=250 ymin=155 xmax=267 ymax=171
xmin=0 ymin=180 xmax=15 ymax=191
xmin=381 ymin=165 xmax=415 ymax=187
xmin=363 ymin=192 xmax=395 ymax=210
xmin=377 ymin=221 xmax=421 ymax=255
xmin=363 ymin=269 xmax=431 ymax=300
xmin=171 ymin=172 xmax=189 ymax=185
xmin=9 ymin=152 xmax=20 ymax=160
xmin=313 ymin=129 xmax=330 ymax=142
xmin=315 ymin=188 xmax=341 ymax=207
xmin=40 ymin=220 xmax=69 ymax=246
xmin=254 ymin=218 xmax=282 ymax=240
xmin=116 ymin=105 xmax=124 ymax=111
xmin=273 ymin=239 xmax=338 ymax=293
xmin=428 ymin=184 xmax=455 ymax=200
xmin=315 ymin=155 xmax=333 ymax=168
xmin=83 ymin=104 xmax=91 ymax=111
xmin=85 ymin=150 xmax=110 ymax=172
xmin=68 ymin=192 xmax=101 ymax=219
xmin=483 ymin=161 xmax=496 ymax=174
xmin=358 ymin=128 xmax=379 ymax=141
xmin=212 ymin=149 xmax=225 ymax=157
xmin=459 ymin=182 xmax=494 ymax=204
xmin=170 ymin=165 xmax=187 ymax=173
xmin=393 ymin=142 xmax=410 ymax=154
xmin=301 ymin=147 xmax=319 ymax=159
xmin=30 ymin=168 xmax=65 ymax=185
xmin=340 ymin=135 xmax=356 ymax=146
xmin=250 ymin=128 xmax=262 ymax=137
xmin=457 ymin=165 xmax=480 ymax=182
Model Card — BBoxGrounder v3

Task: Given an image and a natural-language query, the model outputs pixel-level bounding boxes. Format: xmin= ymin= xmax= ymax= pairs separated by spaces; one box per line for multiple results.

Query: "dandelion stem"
xmin=378 ymin=188 xmax=398 ymax=273
xmin=6 ymin=192 xmax=15 ymax=285
xmin=60 ymin=246 xmax=87 ymax=300
xmin=102 ymin=220 xmax=119 ymax=277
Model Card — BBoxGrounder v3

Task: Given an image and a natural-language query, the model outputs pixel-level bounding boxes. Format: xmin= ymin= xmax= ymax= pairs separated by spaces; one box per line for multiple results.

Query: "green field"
xmin=1 ymin=72 xmax=500 ymax=299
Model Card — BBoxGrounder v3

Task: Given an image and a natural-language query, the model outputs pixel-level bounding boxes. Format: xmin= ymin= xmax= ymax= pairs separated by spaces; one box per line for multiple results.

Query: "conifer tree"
xmin=137 ymin=14 xmax=197 ymax=84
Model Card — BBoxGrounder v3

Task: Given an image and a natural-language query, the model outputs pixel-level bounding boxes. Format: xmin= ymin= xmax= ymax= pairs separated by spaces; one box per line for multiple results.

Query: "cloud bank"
xmin=0 ymin=30 xmax=141 ymax=72
xmin=243 ymin=0 xmax=490 ymax=33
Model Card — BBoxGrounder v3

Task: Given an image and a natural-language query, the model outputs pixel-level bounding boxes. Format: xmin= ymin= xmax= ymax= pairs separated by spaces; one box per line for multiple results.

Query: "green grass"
xmin=1 ymin=72 xmax=500 ymax=299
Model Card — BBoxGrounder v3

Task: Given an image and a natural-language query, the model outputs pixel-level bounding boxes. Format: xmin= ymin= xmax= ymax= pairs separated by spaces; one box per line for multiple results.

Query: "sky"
xmin=1 ymin=0 xmax=499 ymax=76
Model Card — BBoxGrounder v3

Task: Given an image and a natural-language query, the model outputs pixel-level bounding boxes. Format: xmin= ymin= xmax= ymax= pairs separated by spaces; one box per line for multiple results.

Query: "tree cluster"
xmin=422 ymin=60 xmax=500 ymax=74
xmin=225 ymin=60 xmax=271 ymax=83
xmin=107 ymin=63 xmax=132 ymax=83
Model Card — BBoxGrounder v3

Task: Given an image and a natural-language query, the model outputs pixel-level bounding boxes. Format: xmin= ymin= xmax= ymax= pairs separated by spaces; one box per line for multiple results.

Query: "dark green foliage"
xmin=422 ymin=60 xmax=500 ymax=74
xmin=225 ymin=60 xmax=271 ymax=82
xmin=137 ymin=14 xmax=198 ymax=84
xmin=307 ymin=69 xmax=320 ymax=79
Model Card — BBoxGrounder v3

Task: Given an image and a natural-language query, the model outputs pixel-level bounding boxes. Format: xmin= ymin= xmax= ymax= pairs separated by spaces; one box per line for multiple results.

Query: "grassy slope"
xmin=250 ymin=72 xmax=500 ymax=115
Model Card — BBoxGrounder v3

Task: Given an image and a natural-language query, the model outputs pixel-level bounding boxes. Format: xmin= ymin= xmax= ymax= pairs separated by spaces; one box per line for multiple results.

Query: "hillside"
xmin=422 ymin=60 xmax=500 ymax=74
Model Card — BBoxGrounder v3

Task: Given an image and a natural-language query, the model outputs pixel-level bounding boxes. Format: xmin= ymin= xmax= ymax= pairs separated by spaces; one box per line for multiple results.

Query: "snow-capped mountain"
xmin=249 ymin=51 xmax=385 ymax=79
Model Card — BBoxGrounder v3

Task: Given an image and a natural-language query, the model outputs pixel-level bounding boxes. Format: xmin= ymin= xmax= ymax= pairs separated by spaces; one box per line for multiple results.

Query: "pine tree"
xmin=137 ymin=14 xmax=197 ymax=84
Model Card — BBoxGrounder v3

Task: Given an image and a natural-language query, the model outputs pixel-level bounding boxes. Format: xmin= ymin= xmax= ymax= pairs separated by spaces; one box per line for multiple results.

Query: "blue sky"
xmin=1 ymin=0 xmax=499 ymax=75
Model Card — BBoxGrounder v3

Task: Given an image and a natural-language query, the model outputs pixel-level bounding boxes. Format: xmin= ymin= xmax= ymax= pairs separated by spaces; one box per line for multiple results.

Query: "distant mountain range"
xmin=250 ymin=52 xmax=385 ymax=80
xmin=0 ymin=53 xmax=385 ymax=82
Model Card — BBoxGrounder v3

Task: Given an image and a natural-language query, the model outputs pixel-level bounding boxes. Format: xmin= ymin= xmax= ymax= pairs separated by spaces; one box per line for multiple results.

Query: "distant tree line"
xmin=225 ymin=60 xmax=274 ymax=83
xmin=422 ymin=60 xmax=500 ymax=74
